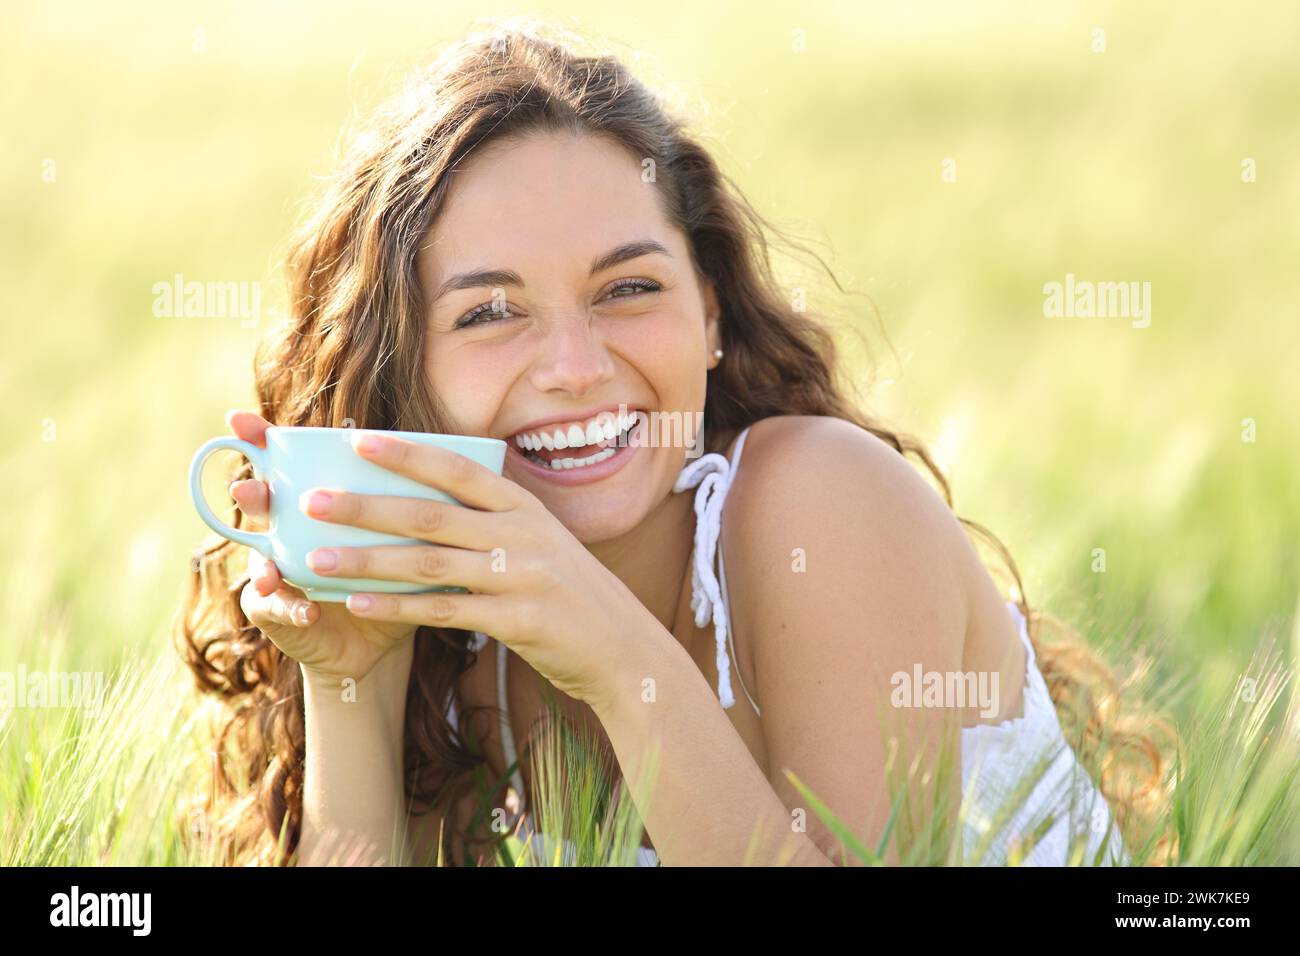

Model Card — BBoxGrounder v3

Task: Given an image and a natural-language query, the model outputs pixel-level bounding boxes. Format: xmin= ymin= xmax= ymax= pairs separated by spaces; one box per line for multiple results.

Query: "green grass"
xmin=3 ymin=640 xmax=1295 ymax=866
xmin=2 ymin=1 xmax=1297 ymax=864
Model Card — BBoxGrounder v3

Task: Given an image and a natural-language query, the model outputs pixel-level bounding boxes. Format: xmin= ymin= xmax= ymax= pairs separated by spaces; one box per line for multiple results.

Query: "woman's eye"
xmin=453 ymin=302 xmax=515 ymax=330
xmin=605 ymin=278 xmax=662 ymax=300
xmin=452 ymin=279 xmax=661 ymax=330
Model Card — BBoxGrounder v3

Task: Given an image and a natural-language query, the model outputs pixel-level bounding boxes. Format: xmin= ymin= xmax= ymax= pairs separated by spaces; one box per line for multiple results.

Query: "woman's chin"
xmin=529 ymin=471 xmax=663 ymax=543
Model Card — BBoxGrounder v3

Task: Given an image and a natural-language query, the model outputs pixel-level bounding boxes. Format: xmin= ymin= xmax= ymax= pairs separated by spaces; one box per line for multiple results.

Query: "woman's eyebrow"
xmin=432 ymin=239 xmax=672 ymax=302
xmin=589 ymin=238 xmax=671 ymax=275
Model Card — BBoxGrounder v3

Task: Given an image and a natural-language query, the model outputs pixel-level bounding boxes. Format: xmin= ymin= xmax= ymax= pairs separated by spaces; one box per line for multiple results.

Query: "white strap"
xmin=672 ymin=439 xmax=744 ymax=709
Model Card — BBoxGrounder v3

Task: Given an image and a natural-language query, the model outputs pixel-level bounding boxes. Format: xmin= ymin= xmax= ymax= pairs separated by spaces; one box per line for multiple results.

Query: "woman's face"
xmin=418 ymin=130 xmax=721 ymax=543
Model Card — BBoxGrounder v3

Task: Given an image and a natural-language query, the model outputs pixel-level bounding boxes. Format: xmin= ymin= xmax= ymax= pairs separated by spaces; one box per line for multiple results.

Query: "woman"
xmin=177 ymin=19 xmax=1170 ymax=867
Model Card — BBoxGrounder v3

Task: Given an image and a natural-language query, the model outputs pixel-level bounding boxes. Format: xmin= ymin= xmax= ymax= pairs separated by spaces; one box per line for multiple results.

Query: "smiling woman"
xmin=414 ymin=128 xmax=725 ymax=540
xmin=174 ymin=17 xmax=1174 ymax=868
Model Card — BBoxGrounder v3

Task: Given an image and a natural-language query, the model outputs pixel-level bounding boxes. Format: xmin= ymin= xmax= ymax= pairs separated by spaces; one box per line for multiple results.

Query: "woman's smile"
xmin=505 ymin=407 xmax=647 ymax=487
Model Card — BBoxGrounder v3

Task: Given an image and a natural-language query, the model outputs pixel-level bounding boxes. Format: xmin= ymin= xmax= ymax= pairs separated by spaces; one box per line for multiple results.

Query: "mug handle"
xmin=188 ymin=437 xmax=272 ymax=554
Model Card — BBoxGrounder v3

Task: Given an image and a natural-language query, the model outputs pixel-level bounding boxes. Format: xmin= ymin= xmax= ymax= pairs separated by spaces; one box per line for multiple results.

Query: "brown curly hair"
xmin=173 ymin=16 xmax=1177 ymax=866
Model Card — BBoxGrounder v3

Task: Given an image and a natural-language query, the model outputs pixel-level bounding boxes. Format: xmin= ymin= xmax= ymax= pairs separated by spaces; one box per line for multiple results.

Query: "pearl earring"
xmin=712 ymin=348 xmax=724 ymax=360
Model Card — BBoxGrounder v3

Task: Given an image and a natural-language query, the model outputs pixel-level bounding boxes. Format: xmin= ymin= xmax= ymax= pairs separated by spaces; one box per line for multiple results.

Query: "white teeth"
xmin=549 ymin=447 xmax=617 ymax=470
xmin=512 ymin=409 xmax=640 ymax=457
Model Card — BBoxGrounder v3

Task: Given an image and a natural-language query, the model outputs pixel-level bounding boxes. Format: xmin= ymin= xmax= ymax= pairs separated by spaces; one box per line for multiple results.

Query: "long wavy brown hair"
xmin=174 ymin=17 xmax=1177 ymax=866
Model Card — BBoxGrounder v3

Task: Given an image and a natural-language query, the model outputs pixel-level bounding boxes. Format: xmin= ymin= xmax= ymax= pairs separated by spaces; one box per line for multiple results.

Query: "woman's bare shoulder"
xmin=726 ymin=415 xmax=965 ymax=549
xmin=722 ymin=414 xmax=1024 ymax=722
xmin=720 ymin=414 xmax=980 ymax=656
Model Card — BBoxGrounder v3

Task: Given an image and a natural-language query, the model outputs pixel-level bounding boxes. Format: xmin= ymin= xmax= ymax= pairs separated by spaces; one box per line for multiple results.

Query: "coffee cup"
xmin=188 ymin=426 xmax=507 ymax=602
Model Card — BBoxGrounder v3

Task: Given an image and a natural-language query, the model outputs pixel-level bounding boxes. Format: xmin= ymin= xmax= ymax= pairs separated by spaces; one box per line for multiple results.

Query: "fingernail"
xmin=300 ymin=490 xmax=333 ymax=516
xmin=348 ymin=594 xmax=374 ymax=613
xmin=307 ymin=549 xmax=337 ymax=571
xmin=354 ymin=433 xmax=385 ymax=454
xmin=293 ymin=602 xmax=310 ymax=626
xmin=229 ymin=479 xmax=244 ymax=497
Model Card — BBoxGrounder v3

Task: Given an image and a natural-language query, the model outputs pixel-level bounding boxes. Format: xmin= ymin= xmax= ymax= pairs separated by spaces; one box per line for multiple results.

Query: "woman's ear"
xmin=702 ymin=281 xmax=722 ymax=366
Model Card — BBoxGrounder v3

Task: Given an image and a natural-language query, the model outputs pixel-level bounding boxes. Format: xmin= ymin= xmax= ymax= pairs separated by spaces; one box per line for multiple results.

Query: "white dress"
xmin=450 ymin=424 xmax=1129 ymax=867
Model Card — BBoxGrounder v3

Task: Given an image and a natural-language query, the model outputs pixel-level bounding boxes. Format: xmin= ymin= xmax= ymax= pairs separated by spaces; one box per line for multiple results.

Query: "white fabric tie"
xmin=672 ymin=449 xmax=738 ymax=709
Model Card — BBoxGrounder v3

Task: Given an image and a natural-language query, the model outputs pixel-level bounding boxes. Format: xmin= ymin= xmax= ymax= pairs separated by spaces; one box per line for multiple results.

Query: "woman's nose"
xmin=529 ymin=317 xmax=615 ymax=396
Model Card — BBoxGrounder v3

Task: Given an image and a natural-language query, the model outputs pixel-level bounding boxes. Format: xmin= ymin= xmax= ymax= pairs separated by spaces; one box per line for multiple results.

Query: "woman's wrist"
xmin=301 ymin=638 xmax=415 ymax=739
xmin=302 ymin=659 xmax=412 ymax=699
xmin=591 ymin=609 xmax=680 ymax=730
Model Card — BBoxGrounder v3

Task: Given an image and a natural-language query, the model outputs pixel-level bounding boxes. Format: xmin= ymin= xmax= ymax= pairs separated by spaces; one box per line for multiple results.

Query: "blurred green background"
xmin=2 ymin=1 xmax=1296 ymax=730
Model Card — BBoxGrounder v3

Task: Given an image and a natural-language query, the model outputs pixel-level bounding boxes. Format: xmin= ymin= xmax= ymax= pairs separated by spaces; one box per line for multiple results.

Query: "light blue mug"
xmin=188 ymin=426 xmax=507 ymax=602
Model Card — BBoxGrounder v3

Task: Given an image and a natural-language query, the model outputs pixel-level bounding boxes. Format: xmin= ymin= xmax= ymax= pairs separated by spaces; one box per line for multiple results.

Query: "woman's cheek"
xmin=425 ymin=349 xmax=510 ymax=432
xmin=614 ymin=311 xmax=701 ymax=384
xmin=650 ymin=317 xmax=708 ymax=407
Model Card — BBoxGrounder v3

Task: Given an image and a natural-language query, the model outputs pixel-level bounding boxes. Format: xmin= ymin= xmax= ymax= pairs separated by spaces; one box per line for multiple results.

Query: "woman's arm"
xmin=594 ymin=416 xmax=973 ymax=866
xmin=298 ymin=638 xmax=415 ymax=866
xmin=597 ymin=631 xmax=836 ymax=865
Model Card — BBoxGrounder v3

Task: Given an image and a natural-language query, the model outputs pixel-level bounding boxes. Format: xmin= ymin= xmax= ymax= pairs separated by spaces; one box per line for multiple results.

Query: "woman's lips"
xmin=506 ymin=418 xmax=643 ymax=487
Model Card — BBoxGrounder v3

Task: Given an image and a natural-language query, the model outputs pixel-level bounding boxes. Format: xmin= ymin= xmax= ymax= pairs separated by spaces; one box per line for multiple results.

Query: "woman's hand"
xmin=225 ymin=411 xmax=419 ymax=688
xmin=298 ymin=431 xmax=660 ymax=712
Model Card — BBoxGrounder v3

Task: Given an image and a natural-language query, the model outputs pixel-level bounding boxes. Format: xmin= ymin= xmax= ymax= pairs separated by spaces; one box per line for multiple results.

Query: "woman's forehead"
xmin=433 ymin=133 xmax=667 ymax=241
xmin=420 ymin=135 xmax=681 ymax=284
